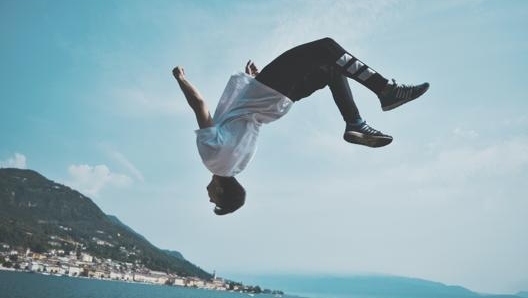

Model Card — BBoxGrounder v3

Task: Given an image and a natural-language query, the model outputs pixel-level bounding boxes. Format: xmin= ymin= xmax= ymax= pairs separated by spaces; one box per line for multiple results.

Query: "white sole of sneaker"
xmin=343 ymin=131 xmax=393 ymax=148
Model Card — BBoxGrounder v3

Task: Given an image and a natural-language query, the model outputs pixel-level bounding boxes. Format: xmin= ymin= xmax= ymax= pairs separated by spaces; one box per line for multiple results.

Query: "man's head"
xmin=207 ymin=175 xmax=246 ymax=215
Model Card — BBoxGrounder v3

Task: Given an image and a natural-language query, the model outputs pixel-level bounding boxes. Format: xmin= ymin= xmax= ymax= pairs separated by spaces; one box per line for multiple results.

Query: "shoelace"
xmin=391 ymin=79 xmax=414 ymax=100
xmin=359 ymin=122 xmax=382 ymax=135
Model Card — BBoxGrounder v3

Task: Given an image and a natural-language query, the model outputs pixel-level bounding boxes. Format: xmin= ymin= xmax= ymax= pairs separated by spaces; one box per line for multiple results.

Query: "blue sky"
xmin=1 ymin=0 xmax=527 ymax=294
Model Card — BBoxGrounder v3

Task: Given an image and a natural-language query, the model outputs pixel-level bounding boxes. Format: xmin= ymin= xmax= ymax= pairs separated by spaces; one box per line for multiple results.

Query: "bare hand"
xmin=172 ymin=66 xmax=185 ymax=81
xmin=245 ymin=60 xmax=259 ymax=77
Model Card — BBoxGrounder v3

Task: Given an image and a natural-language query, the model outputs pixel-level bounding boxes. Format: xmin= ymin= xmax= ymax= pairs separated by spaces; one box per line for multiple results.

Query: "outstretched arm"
xmin=173 ymin=66 xmax=213 ymax=129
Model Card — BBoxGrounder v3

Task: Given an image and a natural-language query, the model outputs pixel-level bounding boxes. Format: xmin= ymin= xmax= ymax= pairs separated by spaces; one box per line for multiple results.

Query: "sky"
xmin=1 ymin=0 xmax=527 ymax=294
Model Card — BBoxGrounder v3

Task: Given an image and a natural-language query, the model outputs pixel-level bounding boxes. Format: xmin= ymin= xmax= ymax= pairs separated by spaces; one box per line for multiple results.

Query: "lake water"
xmin=2 ymin=270 xmax=519 ymax=298
xmin=0 ymin=271 xmax=299 ymax=298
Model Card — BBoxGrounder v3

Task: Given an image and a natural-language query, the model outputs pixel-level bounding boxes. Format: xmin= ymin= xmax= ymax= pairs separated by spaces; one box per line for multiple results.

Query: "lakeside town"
xmin=0 ymin=243 xmax=283 ymax=296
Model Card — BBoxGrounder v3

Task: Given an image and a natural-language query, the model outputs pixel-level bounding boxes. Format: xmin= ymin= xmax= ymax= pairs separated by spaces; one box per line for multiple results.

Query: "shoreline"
xmin=0 ymin=267 xmax=284 ymax=297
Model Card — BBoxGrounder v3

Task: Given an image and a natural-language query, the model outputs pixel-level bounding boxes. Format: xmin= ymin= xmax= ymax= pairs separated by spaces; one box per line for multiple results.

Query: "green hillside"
xmin=0 ymin=168 xmax=211 ymax=279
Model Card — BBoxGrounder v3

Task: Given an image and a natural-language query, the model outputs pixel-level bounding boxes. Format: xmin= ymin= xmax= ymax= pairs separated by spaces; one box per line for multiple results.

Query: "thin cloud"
xmin=98 ymin=144 xmax=145 ymax=183
xmin=380 ymin=135 xmax=528 ymax=190
xmin=66 ymin=164 xmax=132 ymax=198
xmin=112 ymin=85 xmax=184 ymax=118
xmin=263 ymin=0 xmax=399 ymax=53
xmin=0 ymin=153 xmax=27 ymax=169
xmin=106 ymin=148 xmax=145 ymax=183
xmin=453 ymin=127 xmax=479 ymax=139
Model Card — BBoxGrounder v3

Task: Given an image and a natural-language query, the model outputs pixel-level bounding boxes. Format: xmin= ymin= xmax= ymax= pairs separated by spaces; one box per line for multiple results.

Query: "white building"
xmin=123 ymin=272 xmax=134 ymax=281
xmin=68 ymin=266 xmax=82 ymax=276
xmin=173 ymin=277 xmax=186 ymax=287
xmin=45 ymin=265 xmax=60 ymax=274
xmin=30 ymin=262 xmax=44 ymax=272
xmin=80 ymin=253 xmax=93 ymax=263
xmin=110 ymin=271 xmax=123 ymax=280
xmin=133 ymin=272 xmax=169 ymax=285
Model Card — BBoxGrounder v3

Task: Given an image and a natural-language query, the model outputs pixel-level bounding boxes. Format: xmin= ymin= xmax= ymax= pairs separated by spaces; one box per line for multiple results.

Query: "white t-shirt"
xmin=195 ymin=72 xmax=293 ymax=177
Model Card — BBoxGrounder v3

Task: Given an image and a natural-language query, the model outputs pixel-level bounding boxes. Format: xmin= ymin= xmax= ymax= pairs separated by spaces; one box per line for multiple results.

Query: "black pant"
xmin=256 ymin=38 xmax=388 ymax=123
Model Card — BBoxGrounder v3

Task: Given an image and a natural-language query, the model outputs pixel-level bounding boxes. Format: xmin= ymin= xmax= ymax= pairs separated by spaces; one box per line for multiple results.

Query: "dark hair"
xmin=208 ymin=175 xmax=246 ymax=215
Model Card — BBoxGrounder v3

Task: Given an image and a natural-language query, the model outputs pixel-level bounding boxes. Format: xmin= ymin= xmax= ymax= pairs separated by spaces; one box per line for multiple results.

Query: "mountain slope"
xmin=235 ymin=274 xmax=523 ymax=298
xmin=106 ymin=215 xmax=186 ymax=261
xmin=0 ymin=168 xmax=211 ymax=279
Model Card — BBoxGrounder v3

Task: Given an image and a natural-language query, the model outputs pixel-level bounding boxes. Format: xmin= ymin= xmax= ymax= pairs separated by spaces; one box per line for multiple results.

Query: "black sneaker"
xmin=343 ymin=121 xmax=393 ymax=148
xmin=379 ymin=79 xmax=430 ymax=111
